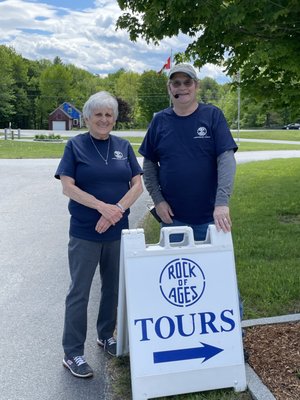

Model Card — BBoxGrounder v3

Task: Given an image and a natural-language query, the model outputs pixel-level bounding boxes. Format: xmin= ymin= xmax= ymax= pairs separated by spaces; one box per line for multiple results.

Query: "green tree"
xmin=26 ymin=59 xmax=47 ymax=129
xmin=137 ymin=71 xmax=169 ymax=124
xmin=117 ymin=0 xmax=300 ymax=117
xmin=221 ymin=87 xmax=239 ymax=128
xmin=37 ymin=64 xmax=74 ymax=128
xmin=116 ymin=97 xmax=132 ymax=128
xmin=98 ymin=69 xmax=127 ymax=95
xmin=66 ymin=64 xmax=99 ymax=110
xmin=0 ymin=46 xmax=16 ymax=127
xmin=10 ymin=54 xmax=31 ymax=129
xmin=198 ymin=77 xmax=221 ymax=104
xmin=115 ymin=71 xmax=140 ymax=109
xmin=115 ymin=71 xmax=140 ymax=127
xmin=53 ymin=56 xmax=63 ymax=65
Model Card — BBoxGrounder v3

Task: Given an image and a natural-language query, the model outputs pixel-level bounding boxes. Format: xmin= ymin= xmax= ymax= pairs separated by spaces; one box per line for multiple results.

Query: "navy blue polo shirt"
xmin=55 ymin=133 xmax=143 ymax=242
xmin=139 ymin=104 xmax=237 ymax=224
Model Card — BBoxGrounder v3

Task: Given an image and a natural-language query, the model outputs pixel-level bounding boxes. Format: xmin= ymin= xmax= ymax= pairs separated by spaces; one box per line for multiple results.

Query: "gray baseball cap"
xmin=168 ymin=63 xmax=198 ymax=80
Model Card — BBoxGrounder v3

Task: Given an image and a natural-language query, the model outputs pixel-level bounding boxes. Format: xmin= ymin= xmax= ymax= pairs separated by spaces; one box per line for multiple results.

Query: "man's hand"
xmin=156 ymin=201 xmax=174 ymax=224
xmin=213 ymin=205 xmax=232 ymax=232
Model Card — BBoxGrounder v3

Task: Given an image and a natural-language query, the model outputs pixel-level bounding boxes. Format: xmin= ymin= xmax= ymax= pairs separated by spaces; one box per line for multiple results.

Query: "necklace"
xmin=89 ymin=134 xmax=110 ymax=165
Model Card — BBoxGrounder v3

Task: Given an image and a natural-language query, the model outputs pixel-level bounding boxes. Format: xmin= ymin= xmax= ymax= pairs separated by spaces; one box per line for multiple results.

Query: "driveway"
xmin=1 ymin=150 xmax=300 ymax=400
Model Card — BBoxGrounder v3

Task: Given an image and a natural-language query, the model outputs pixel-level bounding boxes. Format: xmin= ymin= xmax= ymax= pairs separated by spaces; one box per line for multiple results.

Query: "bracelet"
xmin=116 ymin=202 xmax=125 ymax=212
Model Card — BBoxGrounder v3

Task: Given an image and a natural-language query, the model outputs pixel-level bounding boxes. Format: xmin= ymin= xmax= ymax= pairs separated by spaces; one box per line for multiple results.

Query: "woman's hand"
xmin=60 ymin=176 xmax=123 ymax=224
xmin=213 ymin=205 xmax=232 ymax=232
xmin=95 ymin=215 xmax=112 ymax=234
xmin=97 ymin=203 xmax=123 ymax=225
xmin=60 ymin=176 xmax=124 ymax=229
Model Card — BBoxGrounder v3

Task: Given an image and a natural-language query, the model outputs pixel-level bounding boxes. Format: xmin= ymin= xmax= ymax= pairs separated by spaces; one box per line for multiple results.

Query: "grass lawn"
xmin=231 ymin=159 xmax=300 ymax=318
xmin=233 ymin=129 xmax=300 ymax=141
xmin=0 ymin=140 xmax=66 ymax=159
xmin=0 ymin=136 xmax=299 ymax=158
xmin=236 ymin=141 xmax=300 ymax=151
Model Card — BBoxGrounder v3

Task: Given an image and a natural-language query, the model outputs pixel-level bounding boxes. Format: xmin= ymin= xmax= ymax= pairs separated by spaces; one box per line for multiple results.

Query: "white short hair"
xmin=83 ymin=91 xmax=118 ymax=121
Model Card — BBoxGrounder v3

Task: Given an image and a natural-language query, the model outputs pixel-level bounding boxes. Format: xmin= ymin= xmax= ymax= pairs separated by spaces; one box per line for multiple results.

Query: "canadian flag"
xmin=158 ymin=56 xmax=171 ymax=74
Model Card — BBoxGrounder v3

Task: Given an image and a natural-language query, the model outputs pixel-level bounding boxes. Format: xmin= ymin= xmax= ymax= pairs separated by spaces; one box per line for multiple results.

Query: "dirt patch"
xmin=244 ymin=321 xmax=300 ymax=399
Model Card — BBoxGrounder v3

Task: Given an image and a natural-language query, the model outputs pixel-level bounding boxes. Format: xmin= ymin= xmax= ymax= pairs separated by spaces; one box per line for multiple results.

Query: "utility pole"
xmin=237 ymin=70 xmax=241 ymax=143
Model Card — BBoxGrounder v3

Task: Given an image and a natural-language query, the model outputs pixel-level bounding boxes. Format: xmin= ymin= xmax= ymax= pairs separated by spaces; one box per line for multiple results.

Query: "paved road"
xmin=1 ymin=151 xmax=300 ymax=400
xmin=0 ymin=158 xmax=150 ymax=400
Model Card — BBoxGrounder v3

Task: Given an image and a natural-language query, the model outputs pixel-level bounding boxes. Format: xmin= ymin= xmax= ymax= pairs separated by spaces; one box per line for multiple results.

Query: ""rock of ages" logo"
xmin=159 ymin=257 xmax=205 ymax=307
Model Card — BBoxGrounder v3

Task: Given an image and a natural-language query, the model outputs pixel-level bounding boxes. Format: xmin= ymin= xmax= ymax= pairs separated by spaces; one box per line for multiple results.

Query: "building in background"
xmin=49 ymin=102 xmax=83 ymax=130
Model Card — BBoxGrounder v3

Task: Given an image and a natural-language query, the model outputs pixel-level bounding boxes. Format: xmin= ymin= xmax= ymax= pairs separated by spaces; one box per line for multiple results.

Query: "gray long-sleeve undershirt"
xmin=143 ymin=150 xmax=236 ymax=207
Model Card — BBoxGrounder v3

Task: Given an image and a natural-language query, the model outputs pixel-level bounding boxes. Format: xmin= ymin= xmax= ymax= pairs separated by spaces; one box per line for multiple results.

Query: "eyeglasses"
xmin=169 ymin=79 xmax=195 ymax=88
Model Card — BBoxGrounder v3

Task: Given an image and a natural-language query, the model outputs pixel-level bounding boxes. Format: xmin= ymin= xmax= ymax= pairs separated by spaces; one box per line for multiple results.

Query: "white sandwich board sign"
xmin=117 ymin=225 xmax=247 ymax=400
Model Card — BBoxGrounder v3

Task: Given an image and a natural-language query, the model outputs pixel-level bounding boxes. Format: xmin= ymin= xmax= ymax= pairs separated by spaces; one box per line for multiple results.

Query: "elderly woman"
xmin=55 ymin=91 xmax=143 ymax=378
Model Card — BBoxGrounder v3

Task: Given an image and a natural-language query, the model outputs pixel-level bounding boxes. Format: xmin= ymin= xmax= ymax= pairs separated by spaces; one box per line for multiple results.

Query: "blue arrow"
xmin=153 ymin=342 xmax=223 ymax=364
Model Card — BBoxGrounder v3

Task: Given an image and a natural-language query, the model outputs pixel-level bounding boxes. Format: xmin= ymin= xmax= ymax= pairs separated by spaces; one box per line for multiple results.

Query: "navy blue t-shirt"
xmin=139 ymin=104 xmax=237 ymax=224
xmin=55 ymin=133 xmax=143 ymax=242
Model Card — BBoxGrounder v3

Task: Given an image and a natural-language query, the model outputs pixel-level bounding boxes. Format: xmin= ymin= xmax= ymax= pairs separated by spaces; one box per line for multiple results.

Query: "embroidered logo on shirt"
xmin=194 ymin=126 xmax=210 ymax=139
xmin=112 ymin=150 xmax=127 ymax=160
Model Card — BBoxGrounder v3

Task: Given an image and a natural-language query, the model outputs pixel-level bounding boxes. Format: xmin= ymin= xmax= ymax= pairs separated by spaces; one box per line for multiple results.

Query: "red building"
xmin=48 ymin=102 xmax=83 ymax=130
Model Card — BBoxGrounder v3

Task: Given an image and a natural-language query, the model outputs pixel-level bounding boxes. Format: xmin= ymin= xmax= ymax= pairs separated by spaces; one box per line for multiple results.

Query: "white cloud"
xmin=0 ymin=0 xmax=228 ymax=82
xmin=198 ymin=64 xmax=231 ymax=83
xmin=0 ymin=0 xmax=55 ymax=33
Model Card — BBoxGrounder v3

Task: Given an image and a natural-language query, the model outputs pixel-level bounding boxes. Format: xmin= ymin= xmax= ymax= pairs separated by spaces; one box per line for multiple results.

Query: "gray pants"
xmin=63 ymin=236 xmax=121 ymax=357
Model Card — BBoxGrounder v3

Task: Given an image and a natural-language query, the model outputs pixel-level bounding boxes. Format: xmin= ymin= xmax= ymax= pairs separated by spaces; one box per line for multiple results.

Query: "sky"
xmin=0 ymin=0 xmax=229 ymax=83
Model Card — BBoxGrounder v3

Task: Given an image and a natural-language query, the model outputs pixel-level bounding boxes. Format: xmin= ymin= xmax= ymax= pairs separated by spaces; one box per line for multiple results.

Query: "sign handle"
xmin=159 ymin=226 xmax=196 ymax=248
